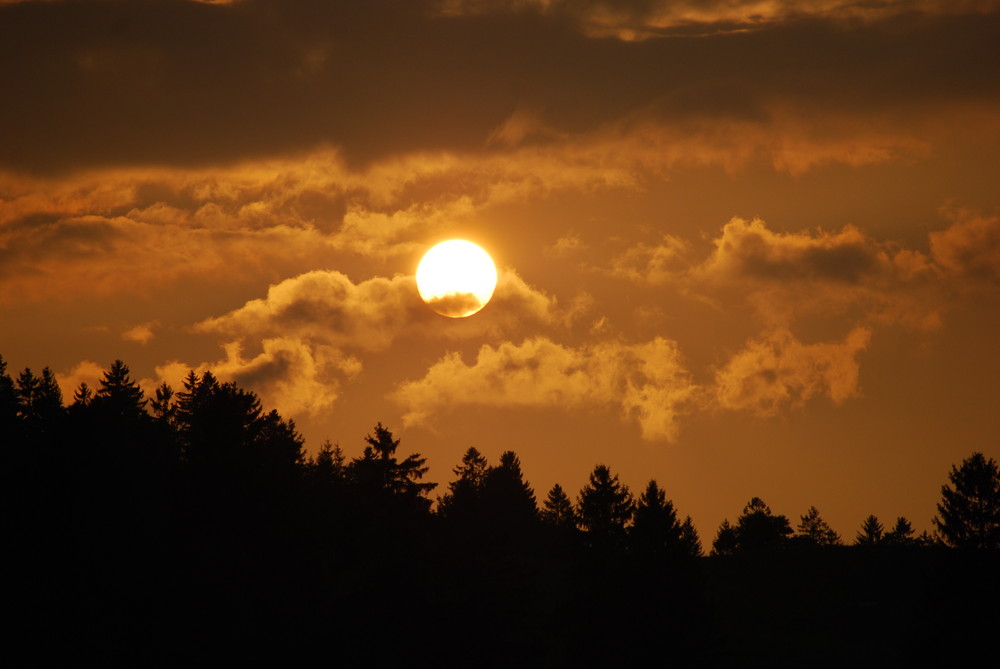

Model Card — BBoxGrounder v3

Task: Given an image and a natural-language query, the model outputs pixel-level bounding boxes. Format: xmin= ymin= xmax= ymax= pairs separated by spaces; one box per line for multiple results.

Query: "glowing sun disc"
xmin=416 ymin=240 xmax=497 ymax=318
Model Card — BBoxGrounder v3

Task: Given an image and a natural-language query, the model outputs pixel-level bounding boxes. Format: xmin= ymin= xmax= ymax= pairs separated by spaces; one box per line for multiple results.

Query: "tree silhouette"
xmin=349 ymin=423 xmax=436 ymax=512
xmin=577 ymin=464 xmax=634 ymax=550
xmin=175 ymin=371 xmax=303 ymax=481
xmin=630 ymin=479 xmax=687 ymax=558
xmin=437 ymin=446 xmax=489 ymax=522
xmin=711 ymin=519 xmax=738 ymax=556
xmin=794 ymin=506 xmax=841 ymax=546
xmin=15 ymin=366 xmax=64 ymax=440
xmin=0 ymin=355 xmax=18 ymax=424
xmin=311 ymin=440 xmax=346 ymax=481
xmin=883 ymin=517 xmax=916 ymax=546
xmin=855 ymin=514 xmax=884 ymax=545
xmin=933 ymin=452 xmax=1000 ymax=550
xmin=479 ymin=450 xmax=538 ymax=530
xmin=15 ymin=367 xmax=40 ymax=421
xmin=150 ymin=382 xmax=175 ymax=422
xmin=541 ymin=483 xmax=577 ymax=531
xmin=93 ymin=359 xmax=147 ymax=420
xmin=679 ymin=516 xmax=702 ymax=557
xmin=71 ymin=382 xmax=93 ymax=407
xmin=737 ymin=497 xmax=793 ymax=550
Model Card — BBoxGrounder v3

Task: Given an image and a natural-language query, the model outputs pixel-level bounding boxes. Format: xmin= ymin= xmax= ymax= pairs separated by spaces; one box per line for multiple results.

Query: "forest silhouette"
xmin=3 ymin=355 xmax=998 ymax=666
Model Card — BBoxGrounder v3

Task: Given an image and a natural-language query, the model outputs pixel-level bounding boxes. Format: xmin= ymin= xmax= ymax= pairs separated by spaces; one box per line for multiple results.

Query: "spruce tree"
xmin=630 ymin=479 xmax=684 ymax=557
xmin=541 ymin=483 xmax=576 ymax=531
xmin=679 ymin=516 xmax=702 ymax=557
xmin=577 ymin=464 xmax=634 ymax=550
xmin=884 ymin=517 xmax=916 ymax=546
xmin=795 ymin=506 xmax=841 ymax=546
xmin=933 ymin=452 xmax=1000 ymax=549
xmin=855 ymin=515 xmax=884 ymax=545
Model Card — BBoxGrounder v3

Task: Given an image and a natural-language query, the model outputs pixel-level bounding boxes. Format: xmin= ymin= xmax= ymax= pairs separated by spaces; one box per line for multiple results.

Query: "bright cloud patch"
xmin=714 ymin=327 xmax=872 ymax=416
xmin=392 ymin=336 xmax=699 ymax=441
xmin=154 ymin=338 xmax=358 ymax=418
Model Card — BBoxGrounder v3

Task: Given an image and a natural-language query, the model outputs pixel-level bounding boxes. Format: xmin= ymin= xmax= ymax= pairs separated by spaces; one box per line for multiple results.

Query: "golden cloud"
xmin=714 ymin=327 xmax=872 ymax=416
xmin=153 ymin=338 xmax=358 ymax=418
xmin=122 ymin=322 xmax=157 ymax=345
xmin=195 ymin=267 xmax=559 ymax=352
xmin=392 ymin=336 xmax=700 ymax=441
xmin=55 ymin=360 xmax=106 ymax=398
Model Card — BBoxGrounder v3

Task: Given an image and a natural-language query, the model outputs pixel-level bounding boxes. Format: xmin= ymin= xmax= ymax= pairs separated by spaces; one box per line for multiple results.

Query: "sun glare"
xmin=416 ymin=240 xmax=498 ymax=318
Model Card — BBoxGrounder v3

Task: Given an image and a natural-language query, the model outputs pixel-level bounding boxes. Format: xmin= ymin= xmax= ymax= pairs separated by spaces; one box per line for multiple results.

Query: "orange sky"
xmin=2 ymin=0 xmax=999 ymax=540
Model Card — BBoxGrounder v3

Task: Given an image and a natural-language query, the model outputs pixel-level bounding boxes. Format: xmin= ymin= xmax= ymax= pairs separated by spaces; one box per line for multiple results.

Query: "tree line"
xmin=3 ymin=355 xmax=998 ymax=666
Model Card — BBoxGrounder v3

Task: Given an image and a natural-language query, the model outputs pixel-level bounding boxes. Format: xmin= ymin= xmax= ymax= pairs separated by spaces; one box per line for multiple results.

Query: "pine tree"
xmin=349 ymin=423 xmax=436 ymax=511
xmin=679 ymin=516 xmax=702 ymax=557
xmin=72 ymin=383 xmax=93 ymax=407
xmin=855 ymin=515 xmax=884 ymax=545
xmin=795 ymin=506 xmax=841 ymax=546
xmin=884 ymin=516 xmax=916 ymax=546
xmin=712 ymin=519 xmax=738 ymax=556
xmin=311 ymin=440 xmax=346 ymax=480
xmin=0 ymin=356 xmax=22 ymax=445
xmin=630 ymin=479 xmax=684 ymax=557
xmin=480 ymin=450 xmax=538 ymax=527
xmin=150 ymin=382 xmax=175 ymax=422
xmin=541 ymin=483 xmax=577 ymax=531
xmin=15 ymin=368 xmax=40 ymax=421
xmin=36 ymin=368 xmax=64 ymax=422
xmin=437 ymin=447 xmax=489 ymax=521
xmin=577 ymin=464 xmax=634 ymax=550
xmin=94 ymin=359 xmax=147 ymax=420
xmin=933 ymin=452 xmax=1000 ymax=549
xmin=732 ymin=497 xmax=792 ymax=551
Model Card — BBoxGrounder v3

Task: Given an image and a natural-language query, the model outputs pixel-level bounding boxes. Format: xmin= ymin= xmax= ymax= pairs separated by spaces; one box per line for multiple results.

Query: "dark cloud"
xmin=2 ymin=0 xmax=998 ymax=172
xmin=930 ymin=211 xmax=1000 ymax=285
xmin=425 ymin=291 xmax=485 ymax=318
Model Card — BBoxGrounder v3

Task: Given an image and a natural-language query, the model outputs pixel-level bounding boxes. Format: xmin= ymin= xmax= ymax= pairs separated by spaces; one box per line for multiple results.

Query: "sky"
xmin=2 ymin=0 xmax=999 ymax=540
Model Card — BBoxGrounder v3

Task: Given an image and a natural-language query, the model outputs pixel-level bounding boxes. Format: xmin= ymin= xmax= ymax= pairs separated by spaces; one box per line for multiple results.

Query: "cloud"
xmin=714 ymin=327 xmax=872 ymax=416
xmin=2 ymin=0 xmax=997 ymax=173
xmin=122 ymin=322 xmax=157 ymax=345
xmin=392 ymin=336 xmax=700 ymax=441
xmin=546 ymin=233 xmax=587 ymax=258
xmin=686 ymin=217 xmax=943 ymax=329
xmin=697 ymin=218 xmax=885 ymax=284
xmin=169 ymin=265 xmax=560 ymax=417
xmin=930 ymin=210 xmax=1000 ymax=286
xmin=153 ymin=338 xmax=358 ymax=418
xmin=608 ymin=233 xmax=688 ymax=285
xmin=195 ymin=267 xmax=560 ymax=351
xmin=194 ymin=270 xmax=426 ymax=352
xmin=439 ymin=0 xmax=1000 ymax=39
xmin=55 ymin=360 xmax=105 ymax=398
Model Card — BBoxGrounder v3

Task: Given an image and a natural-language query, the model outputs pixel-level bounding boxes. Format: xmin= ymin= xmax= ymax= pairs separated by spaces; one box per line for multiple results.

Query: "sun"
xmin=416 ymin=240 xmax=498 ymax=318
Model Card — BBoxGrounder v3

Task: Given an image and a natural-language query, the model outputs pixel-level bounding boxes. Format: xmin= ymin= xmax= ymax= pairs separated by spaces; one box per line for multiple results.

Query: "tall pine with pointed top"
xmin=437 ymin=446 xmax=489 ymax=523
xmin=349 ymin=423 xmax=436 ymax=513
xmin=855 ymin=514 xmax=884 ymax=545
xmin=630 ymin=479 xmax=685 ymax=557
xmin=934 ymin=452 xmax=1000 ymax=549
xmin=541 ymin=483 xmax=577 ymax=531
xmin=577 ymin=464 xmax=634 ymax=550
